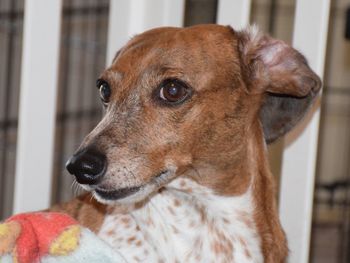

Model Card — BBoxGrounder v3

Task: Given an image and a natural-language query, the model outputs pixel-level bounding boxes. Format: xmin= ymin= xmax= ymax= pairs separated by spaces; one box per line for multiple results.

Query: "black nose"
xmin=66 ymin=148 xmax=107 ymax=185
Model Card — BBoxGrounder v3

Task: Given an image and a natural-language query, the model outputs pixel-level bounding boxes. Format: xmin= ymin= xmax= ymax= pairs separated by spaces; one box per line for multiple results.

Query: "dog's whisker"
xmin=72 ymin=181 xmax=78 ymax=196
xmin=70 ymin=180 xmax=84 ymax=197
xmin=187 ymin=163 xmax=202 ymax=180
xmin=75 ymin=182 xmax=80 ymax=196
xmin=71 ymin=180 xmax=78 ymax=195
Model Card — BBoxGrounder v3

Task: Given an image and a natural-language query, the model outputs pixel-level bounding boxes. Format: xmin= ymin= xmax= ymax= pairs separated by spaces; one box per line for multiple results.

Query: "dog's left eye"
xmin=96 ymin=79 xmax=111 ymax=103
xmin=159 ymin=80 xmax=190 ymax=104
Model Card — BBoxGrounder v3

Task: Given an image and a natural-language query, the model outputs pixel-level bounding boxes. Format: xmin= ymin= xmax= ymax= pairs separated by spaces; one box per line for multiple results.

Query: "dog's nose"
xmin=66 ymin=148 xmax=106 ymax=185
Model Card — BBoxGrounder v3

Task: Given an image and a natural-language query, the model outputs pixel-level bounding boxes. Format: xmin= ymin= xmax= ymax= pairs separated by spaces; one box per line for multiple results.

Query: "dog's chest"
xmin=98 ymin=178 xmax=263 ymax=263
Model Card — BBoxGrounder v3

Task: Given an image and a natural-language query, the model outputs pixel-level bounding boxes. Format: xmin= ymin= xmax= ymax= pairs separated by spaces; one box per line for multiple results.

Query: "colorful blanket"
xmin=0 ymin=212 xmax=126 ymax=263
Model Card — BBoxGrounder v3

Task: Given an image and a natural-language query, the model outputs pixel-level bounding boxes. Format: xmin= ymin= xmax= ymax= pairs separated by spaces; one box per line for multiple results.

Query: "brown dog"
xmin=54 ymin=24 xmax=321 ymax=262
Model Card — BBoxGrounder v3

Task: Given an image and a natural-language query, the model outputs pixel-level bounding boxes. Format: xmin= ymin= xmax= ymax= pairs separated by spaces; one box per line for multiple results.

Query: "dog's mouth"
xmin=95 ymin=186 xmax=142 ymax=200
xmin=92 ymin=170 xmax=171 ymax=201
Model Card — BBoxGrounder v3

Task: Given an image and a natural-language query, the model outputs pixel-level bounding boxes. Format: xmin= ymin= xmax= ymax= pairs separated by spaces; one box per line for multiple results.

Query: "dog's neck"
xmin=98 ymin=123 xmax=286 ymax=262
xmin=184 ymin=121 xmax=287 ymax=261
xmin=98 ymin=176 xmax=263 ymax=263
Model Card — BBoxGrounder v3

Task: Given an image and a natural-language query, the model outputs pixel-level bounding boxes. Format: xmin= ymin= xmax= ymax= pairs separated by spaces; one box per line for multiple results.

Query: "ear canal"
xmin=237 ymin=26 xmax=322 ymax=143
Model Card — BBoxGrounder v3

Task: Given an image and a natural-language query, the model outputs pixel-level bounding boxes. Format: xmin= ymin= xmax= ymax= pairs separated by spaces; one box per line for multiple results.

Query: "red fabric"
xmin=6 ymin=212 xmax=78 ymax=263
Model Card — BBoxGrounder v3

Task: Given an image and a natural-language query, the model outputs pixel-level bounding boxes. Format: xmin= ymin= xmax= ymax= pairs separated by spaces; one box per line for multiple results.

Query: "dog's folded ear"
xmin=237 ymin=26 xmax=322 ymax=143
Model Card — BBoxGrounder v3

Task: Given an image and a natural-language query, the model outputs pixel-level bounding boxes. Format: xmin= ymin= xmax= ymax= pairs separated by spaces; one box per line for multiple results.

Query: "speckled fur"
xmin=98 ymin=178 xmax=262 ymax=263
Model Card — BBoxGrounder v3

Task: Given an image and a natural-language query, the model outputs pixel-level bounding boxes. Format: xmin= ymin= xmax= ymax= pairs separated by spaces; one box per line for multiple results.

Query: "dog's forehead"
xmin=107 ymin=25 xmax=238 ymax=74
xmin=135 ymin=24 xmax=234 ymax=46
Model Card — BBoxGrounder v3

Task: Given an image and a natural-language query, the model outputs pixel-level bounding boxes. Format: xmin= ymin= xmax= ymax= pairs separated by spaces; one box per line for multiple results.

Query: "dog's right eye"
xmin=96 ymin=79 xmax=111 ymax=104
xmin=158 ymin=79 xmax=191 ymax=105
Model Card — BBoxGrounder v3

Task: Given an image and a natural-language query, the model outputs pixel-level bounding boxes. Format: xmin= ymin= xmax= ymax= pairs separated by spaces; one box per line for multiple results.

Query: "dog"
xmin=53 ymin=24 xmax=321 ymax=262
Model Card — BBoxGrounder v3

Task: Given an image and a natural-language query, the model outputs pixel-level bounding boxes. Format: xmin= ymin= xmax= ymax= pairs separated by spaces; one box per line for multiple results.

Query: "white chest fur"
xmin=98 ymin=178 xmax=263 ymax=263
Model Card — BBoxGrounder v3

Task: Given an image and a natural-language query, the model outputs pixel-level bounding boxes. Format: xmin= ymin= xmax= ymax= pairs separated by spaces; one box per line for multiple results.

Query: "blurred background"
xmin=0 ymin=0 xmax=349 ymax=262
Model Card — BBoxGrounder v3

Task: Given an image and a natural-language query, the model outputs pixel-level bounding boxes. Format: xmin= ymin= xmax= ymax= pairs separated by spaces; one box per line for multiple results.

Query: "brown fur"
xmin=53 ymin=24 xmax=321 ymax=262
xmin=50 ymin=193 xmax=106 ymax=233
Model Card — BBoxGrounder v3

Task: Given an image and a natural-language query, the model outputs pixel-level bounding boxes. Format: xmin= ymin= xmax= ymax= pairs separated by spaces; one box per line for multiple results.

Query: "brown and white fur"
xmin=52 ymin=24 xmax=321 ymax=263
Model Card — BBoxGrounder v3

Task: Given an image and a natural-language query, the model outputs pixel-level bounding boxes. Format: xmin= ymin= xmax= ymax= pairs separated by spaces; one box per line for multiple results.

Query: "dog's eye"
xmin=159 ymin=80 xmax=190 ymax=104
xmin=96 ymin=79 xmax=111 ymax=103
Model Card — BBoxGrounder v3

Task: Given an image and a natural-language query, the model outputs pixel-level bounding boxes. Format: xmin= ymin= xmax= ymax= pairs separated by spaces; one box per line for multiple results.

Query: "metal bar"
xmin=268 ymin=0 xmax=277 ymax=35
xmin=345 ymin=143 xmax=350 ymax=262
xmin=62 ymin=5 xmax=109 ymax=17
xmin=53 ymin=0 xmax=73 ymax=204
xmin=184 ymin=0 xmax=218 ymax=26
xmin=0 ymin=0 xmax=16 ymax=220
xmin=0 ymin=108 xmax=103 ymax=130
xmin=106 ymin=0 xmax=185 ymax=65
xmin=216 ymin=0 xmax=251 ymax=29
xmin=89 ymin=0 xmax=105 ymax=131
xmin=74 ymin=0 xmax=89 ymax=145
xmin=13 ymin=0 xmax=62 ymax=213
xmin=0 ymin=6 xmax=109 ymax=20
xmin=279 ymin=0 xmax=331 ymax=262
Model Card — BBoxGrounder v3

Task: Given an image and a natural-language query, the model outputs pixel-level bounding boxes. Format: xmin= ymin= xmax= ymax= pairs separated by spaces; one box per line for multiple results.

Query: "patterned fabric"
xmin=0 ymin=212 xmax=126 ymax=263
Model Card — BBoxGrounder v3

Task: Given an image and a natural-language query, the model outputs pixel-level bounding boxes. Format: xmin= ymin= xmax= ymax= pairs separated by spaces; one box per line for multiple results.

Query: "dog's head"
xmin=66 ymin=25 xmax=321 ymax=204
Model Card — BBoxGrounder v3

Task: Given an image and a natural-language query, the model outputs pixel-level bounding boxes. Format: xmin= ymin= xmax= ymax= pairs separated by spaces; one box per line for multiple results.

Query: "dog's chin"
xmin=92 ymin=184 xmax=158 ymax=205
xmin=82 ymin=170 xmax=175 ymax=205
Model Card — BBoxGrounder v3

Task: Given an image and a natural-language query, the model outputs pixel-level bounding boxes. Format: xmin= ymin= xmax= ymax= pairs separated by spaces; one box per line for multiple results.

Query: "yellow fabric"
xmin=0 ymin=221 xmax=21 ymax=255
xmin=49 ymin=225 xmax=81 ymax=256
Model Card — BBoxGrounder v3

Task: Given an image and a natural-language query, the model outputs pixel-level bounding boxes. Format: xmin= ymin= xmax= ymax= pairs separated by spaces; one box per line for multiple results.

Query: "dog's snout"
xmin=66 ymin=148 xmax=107 ymax=185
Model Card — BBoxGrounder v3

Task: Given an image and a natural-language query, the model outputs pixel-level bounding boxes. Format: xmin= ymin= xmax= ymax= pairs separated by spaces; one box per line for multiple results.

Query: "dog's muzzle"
xmin=65 ymin=147 xmax=107 ymax=185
